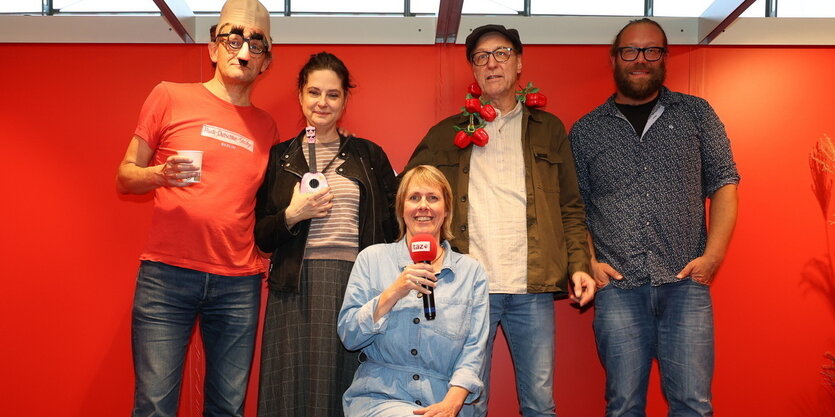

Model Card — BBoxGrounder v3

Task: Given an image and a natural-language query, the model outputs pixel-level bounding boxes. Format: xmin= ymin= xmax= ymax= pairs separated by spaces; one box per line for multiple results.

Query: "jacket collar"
xmin=451 ymin=100 xmax=543 ymax=127
xmin=601 ymin=85 xmax=678 ymax=116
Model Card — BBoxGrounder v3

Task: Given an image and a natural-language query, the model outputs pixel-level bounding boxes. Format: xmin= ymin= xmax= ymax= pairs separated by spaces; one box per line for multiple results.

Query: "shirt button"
xmin=460 ymin=224 xmax=468 ymax=232
xmin=413 ymin=317 xmax=420 ymax=324
xmin=411 ymin=349 xmax=418 ymax=356
xmin=463 ymin=166 xmax=469 ymax=174
xmin=646 ymin=221 xmax=650 ymax=226
xmin=415 ymin=400 xmax=422 ymax=406
xmin=412 ymin=374 xmax=420 ymax=380
xmin=460 ymin=195 xmax=467 ymax=203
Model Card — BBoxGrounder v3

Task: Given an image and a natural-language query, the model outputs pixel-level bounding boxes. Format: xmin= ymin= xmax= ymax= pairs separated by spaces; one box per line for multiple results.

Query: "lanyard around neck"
xmin=302 ymin=126 xmax=344 ymax=174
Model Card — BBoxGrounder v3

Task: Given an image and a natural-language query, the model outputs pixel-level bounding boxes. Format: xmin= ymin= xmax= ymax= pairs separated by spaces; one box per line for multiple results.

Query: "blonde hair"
xmin=396 ymin=165 xmax=454 ymax=241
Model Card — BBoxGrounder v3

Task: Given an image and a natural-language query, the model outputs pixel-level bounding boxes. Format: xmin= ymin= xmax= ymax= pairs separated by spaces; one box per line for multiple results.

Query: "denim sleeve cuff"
xmin=449 ymin=368 xmax=483 ymax=404
xmin=357 ymin=295 xmax=389 ymax=334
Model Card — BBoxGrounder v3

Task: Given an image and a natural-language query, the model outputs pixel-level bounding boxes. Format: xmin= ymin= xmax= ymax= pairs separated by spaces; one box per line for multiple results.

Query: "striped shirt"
xmin=302 ymin=140 xmax=360 ymax=262
xmin=468 ymin=100 xmax=528 ymax=294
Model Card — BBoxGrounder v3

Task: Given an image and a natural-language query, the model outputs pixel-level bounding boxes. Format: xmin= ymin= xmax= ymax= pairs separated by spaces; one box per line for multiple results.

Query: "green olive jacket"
xmin=404 ymin=106 xmax=590 ymax=294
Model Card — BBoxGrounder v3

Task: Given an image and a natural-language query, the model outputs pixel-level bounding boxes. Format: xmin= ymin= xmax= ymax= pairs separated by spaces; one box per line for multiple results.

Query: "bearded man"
xmin=569 ymin=18 xmax=740 ymax=417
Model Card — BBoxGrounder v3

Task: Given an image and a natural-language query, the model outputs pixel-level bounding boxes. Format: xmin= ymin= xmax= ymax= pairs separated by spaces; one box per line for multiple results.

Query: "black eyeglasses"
xmin=471 ymin=47 xmax=514 ymax=66
xmin=216 ymin=33 xmax=268 ymax=56
xmin=617 ymin=47 xmax=666 ymax=62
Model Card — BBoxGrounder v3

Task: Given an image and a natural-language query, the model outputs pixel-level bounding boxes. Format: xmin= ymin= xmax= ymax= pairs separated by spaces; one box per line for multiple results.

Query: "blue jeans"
xmin=594 ymin=279 xmax=714 ymax=417
xmin=475 ymin=293 xmax=556 ymax=417
xmin=131 ymin=261 xmax=262 ymax=417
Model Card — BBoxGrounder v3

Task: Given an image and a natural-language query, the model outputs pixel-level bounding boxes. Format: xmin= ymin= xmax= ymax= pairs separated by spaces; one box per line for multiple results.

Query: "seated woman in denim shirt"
xmin=338 ymin=165 xmax=490 ymax=417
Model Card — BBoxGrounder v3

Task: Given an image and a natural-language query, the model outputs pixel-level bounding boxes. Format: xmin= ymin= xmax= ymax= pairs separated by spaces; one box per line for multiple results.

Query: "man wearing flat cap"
xmin=116 ymin=1 xmax=277 ymax=415
xmin=405 ymin=24 xmax=595 ymax=416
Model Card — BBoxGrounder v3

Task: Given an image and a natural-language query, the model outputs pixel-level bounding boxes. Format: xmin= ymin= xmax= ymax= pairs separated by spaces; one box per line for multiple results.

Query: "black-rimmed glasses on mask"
xmin=216 ymin=33 xmax=268 ymax=56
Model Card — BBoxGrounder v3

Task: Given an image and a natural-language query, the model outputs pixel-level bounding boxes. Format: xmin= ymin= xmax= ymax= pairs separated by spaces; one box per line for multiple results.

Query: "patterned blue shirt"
xmin=338 ymin=240 xmax=489 ymax=415
xmin=569 ymin=87 xmax=740 ymax=288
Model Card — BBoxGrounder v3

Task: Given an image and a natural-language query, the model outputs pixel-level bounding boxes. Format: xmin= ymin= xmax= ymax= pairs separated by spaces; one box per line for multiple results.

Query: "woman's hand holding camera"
xmin=285 ymin=182 xmax=333 ymax=228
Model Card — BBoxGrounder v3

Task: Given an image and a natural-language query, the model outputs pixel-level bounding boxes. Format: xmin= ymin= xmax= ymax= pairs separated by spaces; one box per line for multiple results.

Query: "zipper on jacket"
xmin=358 ymin=154 xmax=377 ymax=244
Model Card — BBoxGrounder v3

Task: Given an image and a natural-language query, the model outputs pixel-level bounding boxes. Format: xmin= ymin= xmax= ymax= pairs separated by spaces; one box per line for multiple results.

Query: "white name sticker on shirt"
xmin=201 ymin=125 xmax=254 ymax=152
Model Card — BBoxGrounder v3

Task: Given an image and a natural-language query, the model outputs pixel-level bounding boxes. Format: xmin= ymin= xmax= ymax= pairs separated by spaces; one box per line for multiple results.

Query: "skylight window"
xmin=654 ymin=0 xmax=767 ymax=18
xmin=282 ymin=0 xmax=400 ymax=14
xmin=9 ymin=0 xmax=835 ymax=21
xmin=52 ymin=0 xmax=159 ymax=13
xmin=530 ymin=0 xmax=643 ymax=16
xmin=780 ymin=0 xmax=835 ymax=17
xmin=653 ymin=0 xmax=713 ymax=17
xmin=740 ymin=0 xmax=766 ymax=17
xmin=20 ymin=1 xmax=437 ymax=15
xmin=0 ymin=0 xmax=41 ymax=13
xmin=463 ymin=0 xmax=523 ymax=15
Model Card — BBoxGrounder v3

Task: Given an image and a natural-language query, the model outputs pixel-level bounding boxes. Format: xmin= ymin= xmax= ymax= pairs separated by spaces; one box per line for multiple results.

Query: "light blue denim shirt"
xmin=338 ymin=239 xmax=490 ymax=416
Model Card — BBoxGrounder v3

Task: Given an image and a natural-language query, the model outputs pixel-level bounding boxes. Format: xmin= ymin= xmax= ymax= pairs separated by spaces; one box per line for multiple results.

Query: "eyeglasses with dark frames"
xmin=617 ymin=47 xmax=666 ymax=62
xmin=216 ymin=33 xmax=268 ymax=56
xmin=471 ymin=47 xmax=514 ymax=66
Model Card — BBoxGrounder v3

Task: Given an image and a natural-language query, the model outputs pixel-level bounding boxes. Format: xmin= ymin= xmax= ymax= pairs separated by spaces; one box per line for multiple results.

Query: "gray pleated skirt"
xmin=257 ymin=259 xmax=360 ymax=417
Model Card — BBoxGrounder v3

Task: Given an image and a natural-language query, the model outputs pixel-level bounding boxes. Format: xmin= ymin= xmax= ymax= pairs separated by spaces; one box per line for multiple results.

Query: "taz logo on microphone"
xmin=411 ymin=241 xmax=431 ymax=252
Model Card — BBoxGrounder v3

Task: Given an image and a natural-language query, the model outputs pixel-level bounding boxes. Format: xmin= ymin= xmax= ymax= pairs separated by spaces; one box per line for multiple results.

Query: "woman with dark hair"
xmin=254 ymin=52 xmax=398 ymax=417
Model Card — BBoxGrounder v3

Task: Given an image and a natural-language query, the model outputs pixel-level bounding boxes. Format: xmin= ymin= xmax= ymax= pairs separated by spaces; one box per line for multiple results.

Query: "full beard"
xmin=614 ymin=62 xmax=666 ymax=102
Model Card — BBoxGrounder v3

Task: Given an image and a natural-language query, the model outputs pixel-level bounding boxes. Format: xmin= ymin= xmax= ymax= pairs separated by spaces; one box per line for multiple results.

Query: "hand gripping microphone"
xmin=409 ymin=234 xmax=437 ymax=320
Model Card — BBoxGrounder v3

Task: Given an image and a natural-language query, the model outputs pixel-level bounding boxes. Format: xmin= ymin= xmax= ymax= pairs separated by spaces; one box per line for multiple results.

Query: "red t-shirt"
xmin=134 ymin=82 xmax=279 ymax=276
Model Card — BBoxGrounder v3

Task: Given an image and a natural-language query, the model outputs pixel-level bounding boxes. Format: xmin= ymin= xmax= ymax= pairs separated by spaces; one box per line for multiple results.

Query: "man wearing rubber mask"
xmin=116 ymin=1 xmax=278 ymax=416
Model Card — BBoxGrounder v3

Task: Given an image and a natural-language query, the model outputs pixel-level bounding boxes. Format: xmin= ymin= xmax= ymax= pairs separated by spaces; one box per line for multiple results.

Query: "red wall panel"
xmin=1 ymin=42 xmax=833 ymax=417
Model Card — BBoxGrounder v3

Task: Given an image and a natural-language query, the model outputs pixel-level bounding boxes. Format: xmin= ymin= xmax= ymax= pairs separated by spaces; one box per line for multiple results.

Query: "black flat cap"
xmin=464 ymin=24 xmax=523 ymax=62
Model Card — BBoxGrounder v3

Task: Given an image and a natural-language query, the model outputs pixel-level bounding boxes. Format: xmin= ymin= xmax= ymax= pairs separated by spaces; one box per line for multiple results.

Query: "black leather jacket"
xmin=255 ymin=130 xmax=398 ymax=293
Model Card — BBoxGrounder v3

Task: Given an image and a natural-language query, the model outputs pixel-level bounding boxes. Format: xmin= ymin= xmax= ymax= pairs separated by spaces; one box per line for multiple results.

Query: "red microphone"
xmin=409 ymin=234 xmax=437 ymax=320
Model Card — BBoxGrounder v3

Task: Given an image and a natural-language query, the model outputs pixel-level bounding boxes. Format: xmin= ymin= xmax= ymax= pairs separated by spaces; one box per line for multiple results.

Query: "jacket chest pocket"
xmin=430 ymin=150 xmax=462 ymax=186
xmin=532 ymin=144 xmax=561 ymax=194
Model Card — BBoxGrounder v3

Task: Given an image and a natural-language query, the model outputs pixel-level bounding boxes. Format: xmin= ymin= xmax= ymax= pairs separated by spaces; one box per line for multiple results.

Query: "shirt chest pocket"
xmin=425 ymin=296 xmax=472 ymax=341
xmin=532 ymin=144 xmax=561 ymax=194
xmin=650 ymin=123 xmax=702 ymax=173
